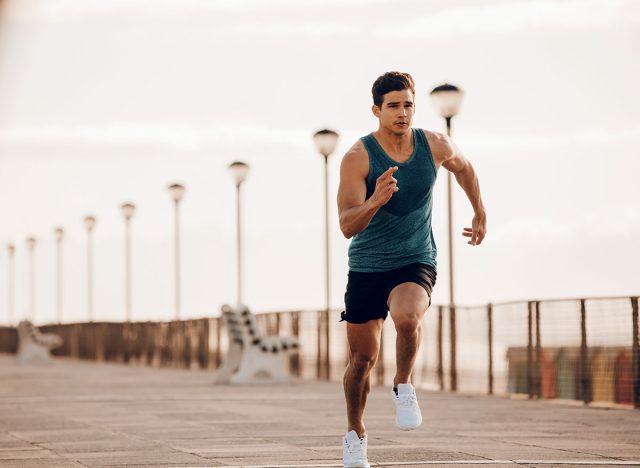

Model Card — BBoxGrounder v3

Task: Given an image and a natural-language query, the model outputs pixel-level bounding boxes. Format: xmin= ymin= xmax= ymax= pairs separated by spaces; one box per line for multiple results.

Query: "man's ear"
xmin=372 ymin=105 xmax=380 ymax=118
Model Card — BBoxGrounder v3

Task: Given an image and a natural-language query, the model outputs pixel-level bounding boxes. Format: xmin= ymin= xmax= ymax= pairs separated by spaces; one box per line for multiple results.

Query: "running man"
xmin=338 ymin=71 xmax=486 ymax=468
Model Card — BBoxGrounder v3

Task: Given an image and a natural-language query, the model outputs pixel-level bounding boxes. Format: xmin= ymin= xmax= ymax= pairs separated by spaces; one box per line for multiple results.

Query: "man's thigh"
xmin=387 ymin=282 xmax=431 ymax=323
xmin=347 ymin=319 xmax=384 ymax=359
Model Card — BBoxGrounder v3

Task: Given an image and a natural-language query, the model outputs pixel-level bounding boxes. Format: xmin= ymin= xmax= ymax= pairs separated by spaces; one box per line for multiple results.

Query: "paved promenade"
xmin=0 ymin=354 xmax=639 ymax=468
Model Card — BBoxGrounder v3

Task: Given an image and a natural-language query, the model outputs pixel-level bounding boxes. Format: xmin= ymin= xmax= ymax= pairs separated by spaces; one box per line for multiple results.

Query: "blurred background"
xmin=0 ymin=0 xmax=639 ymax=325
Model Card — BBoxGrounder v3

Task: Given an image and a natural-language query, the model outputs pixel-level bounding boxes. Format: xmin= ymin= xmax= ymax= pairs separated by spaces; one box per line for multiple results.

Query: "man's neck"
xmin=375 ymin=127 xmax=413 ymax=153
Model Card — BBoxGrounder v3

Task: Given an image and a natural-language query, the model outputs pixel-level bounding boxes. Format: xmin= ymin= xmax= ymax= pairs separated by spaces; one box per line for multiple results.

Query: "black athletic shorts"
xmin=340 ymin=262 xmax=437 ymax=324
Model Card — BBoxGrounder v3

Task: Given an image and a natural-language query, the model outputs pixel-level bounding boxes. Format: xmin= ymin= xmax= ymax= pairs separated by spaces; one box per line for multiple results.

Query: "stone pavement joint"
xmin=0 ymin=354 xmax=639 ymax=468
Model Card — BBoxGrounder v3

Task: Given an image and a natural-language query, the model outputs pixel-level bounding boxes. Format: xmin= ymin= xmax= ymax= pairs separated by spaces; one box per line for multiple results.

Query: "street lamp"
xmin=54 ymin=227 xmax=64 ymax=323
xmin=121 ymin=203 xmax=136 ymax=322
xmin=227 ymin=161 xmax=250 ymax=308
xmin=168 ymin=184 xmax=185 ymax=320
xmin=6 ymin=244 xmax=15 ymax=325
xmin=25 ymin=237 xmax=36 ymax=322
xmin=313 ymin=128 xmax=339 ymax=381
xmin=83 ymin=215 xmax=96 ymax=322
xmin=430 ymin=82 xmax=464 ymax=391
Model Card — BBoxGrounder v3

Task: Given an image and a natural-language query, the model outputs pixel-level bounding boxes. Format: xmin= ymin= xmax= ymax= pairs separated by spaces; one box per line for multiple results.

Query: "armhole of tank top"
xmin=418 ymin=129 xmax=438 ymax=178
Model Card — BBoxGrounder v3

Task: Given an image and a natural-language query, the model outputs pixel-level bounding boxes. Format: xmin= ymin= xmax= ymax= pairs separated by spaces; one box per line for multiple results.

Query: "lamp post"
xmin=25 ymin=237 xmax=36 ymax=322
xmin=83 ymin=216 xmax=96 ymax=322
xmin=430 ymin=82 xmax=464 ymax=391
xmin=313 ymin=128 xmax=339 ymax=381
xmin=168 ymin=184 xmax=185 ymax=320
xmin=227 ymin=162 xmax=250 ymax=308
xmin=6 ymin=244 xmax=15 ymax=325
xmin=121 ymin=203 xmax=136 ymax=322
xmin=54 ymin=227 xmax=64 ymax=323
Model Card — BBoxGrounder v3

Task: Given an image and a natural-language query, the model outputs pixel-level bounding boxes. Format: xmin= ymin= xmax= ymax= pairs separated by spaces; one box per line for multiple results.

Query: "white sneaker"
xmin=391 ymin=383 xmax=422 ymax=430
xmin=342 ymin=430 xmax=370 ymax=468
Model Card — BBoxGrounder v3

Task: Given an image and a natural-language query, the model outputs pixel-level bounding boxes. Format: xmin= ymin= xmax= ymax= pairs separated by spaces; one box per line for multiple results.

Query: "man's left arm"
xmin=440 ymin=136 xmax=487 ymax=246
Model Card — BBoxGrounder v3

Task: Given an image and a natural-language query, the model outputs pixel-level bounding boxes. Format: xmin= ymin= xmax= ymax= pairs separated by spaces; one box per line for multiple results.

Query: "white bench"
xmin=213 ymin=305 xmax=245 ymax=384
xmin=213 ymin=305 xmax=300 ymax=384
xmin=16 ymin=320 xmax=62 ymax=364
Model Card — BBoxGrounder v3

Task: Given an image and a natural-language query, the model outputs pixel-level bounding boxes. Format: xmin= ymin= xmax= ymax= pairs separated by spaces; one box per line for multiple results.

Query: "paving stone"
xmin=40 ymin=439 xmax=160 ymax=453
xmin=0 ymin=354 xmax=638 ymax=467
xmin=0 ymin=448 xmax=59 ymax=460
xmin=0 ymin=440 xmax=35 ymax=450
xmin=0 ymin=460 xmax=85 ymax=467
xmin=9 ymin=428 xmax=122 ymax=444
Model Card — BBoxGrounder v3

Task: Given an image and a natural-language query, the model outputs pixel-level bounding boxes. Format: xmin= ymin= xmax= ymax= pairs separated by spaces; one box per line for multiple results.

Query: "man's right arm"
xmin=337 ymin=141 xmax=399 ymax=239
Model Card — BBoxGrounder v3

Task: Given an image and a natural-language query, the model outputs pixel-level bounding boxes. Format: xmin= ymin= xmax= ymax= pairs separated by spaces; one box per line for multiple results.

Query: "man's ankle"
xmin=347 ymin=427 xmax=366 ymax=438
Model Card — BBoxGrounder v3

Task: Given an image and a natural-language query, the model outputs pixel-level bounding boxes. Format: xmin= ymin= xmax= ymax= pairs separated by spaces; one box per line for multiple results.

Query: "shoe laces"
xmin=345 ymin=438 xmax=365 ymax=455
xmin=397 ymin=392 xmax=417 ymax=407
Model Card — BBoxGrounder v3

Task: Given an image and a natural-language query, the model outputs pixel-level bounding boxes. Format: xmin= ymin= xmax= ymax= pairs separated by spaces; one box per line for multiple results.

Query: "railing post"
xmin=146 ymin=323 xmax=155 ymax=366
xmin=316 ymin=311 xmax=321 ymax=379
xmin=631 ymin=296 xmax=639 ymax=409
xmin=450 ymin=304 xmax=457 ymax=391
xmin=70 ymin=324 xmax=78 ymax=358
xmin=171 ymin=321 xmax=177 ymax=368
xmin=184 ymin=321 xmax=191 ymax=369
xmin=487 ymin=303 xmax=493 ymax=395
xmin=160 ymin=322 xmax=169 ymax=367
xmin=215 ymin=317 xmax=222 ymax=369
xmin=198 ymin=319 xmax=209 ymax=369
xmin=291 ymin=311 xmax=300 ymax=377
xmin=437 ymin=305 xmax=444 ymax=391
xmin=579 ymin=299 xmax=592 ymax=405
xmin=535 ymin=301 xmax=542 ymax=399
xmin=527 ymin=301 xmax=533 ymax=399
xmin=325 ymin=310 xmax=331 ymax=380
xmin=123 ymin=322 xmax=130 ymax=364
xmin=98 ymin=323 xmax=106 ymax=362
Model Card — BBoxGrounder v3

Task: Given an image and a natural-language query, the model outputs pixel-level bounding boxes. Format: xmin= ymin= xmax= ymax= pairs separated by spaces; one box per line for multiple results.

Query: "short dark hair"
xmin=372 ymin=71 xmax=415 ymax=107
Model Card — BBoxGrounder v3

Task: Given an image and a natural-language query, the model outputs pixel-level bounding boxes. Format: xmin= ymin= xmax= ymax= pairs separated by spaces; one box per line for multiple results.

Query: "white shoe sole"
xmin=397 ymin=419 xmax=422 ymax=431
xmin=344 ymin=463 xmax=370 ymax=468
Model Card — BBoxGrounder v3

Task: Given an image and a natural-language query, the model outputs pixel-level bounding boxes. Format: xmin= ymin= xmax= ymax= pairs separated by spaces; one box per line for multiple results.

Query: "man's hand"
xmin=370 ymin=166 xmax=399 ymax=208
xmin=462 ymin=213 xmax=487 ymax=246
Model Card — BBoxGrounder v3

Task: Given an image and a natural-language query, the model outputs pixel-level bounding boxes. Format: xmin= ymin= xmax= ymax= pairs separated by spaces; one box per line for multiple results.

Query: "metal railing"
xmin=0 ymin=296 xmax=637 ymax=408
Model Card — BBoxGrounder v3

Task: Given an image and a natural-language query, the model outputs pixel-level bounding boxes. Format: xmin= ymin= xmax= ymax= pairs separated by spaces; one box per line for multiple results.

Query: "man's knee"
xmin=388 ymin=284 xmax=429 ymax=334
xmin=349 ymin=352 xmax=378 ymax=376
xmin=394 ymin=314 xmax=421 ymax=334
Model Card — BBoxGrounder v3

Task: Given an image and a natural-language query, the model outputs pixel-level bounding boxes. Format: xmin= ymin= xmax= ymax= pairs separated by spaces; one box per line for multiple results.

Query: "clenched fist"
xmin=370 ymin=166 xmax=399 ymax=208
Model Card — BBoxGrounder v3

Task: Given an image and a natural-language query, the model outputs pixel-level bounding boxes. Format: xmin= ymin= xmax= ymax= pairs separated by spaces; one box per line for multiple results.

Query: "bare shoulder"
xmin=340 ymin=139 xmax=369 ymax=178
xmin=422 ymin=129 xmax=454 ymax=166
xmin=338 ymin=140 xmax=369 ymax=210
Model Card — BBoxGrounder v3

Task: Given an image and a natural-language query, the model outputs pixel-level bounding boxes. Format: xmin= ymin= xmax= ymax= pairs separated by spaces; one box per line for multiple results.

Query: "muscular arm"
xmin=426 ymin=130 xmax=487 ymax=245
xmin=337 ymin=141 xmax=398 ymax=239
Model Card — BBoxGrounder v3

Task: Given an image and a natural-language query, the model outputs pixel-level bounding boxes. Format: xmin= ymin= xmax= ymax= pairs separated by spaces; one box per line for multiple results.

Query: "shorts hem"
xmin=339 ymin=310 xmax=387 ymax=324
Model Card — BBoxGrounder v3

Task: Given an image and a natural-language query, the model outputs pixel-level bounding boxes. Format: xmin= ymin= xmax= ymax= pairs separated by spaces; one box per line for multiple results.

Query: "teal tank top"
xmin=348 ymin=128 xmax=438 ymax=272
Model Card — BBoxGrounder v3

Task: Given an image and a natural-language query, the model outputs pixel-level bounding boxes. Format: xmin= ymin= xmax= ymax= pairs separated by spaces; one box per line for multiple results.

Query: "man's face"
xmin=373 ymin=89 xmax=415 ymax=135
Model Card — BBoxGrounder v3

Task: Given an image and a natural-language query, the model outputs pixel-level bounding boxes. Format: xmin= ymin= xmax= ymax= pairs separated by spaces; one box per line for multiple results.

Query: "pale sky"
xmin=0 ymin=0 xmax=639 ymax=325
